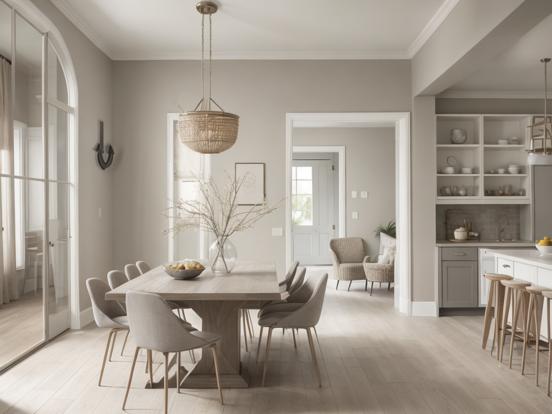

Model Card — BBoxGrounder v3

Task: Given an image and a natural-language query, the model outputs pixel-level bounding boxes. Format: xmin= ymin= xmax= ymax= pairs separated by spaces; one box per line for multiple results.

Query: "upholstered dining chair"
xmin=289 ymin=267 xmax=306 ymax=296
xmin=257 ymin=273 xmax=328 ymax=387
xmin=107 ymin=270 xmax=131 ymax=355
xmin=136 ymin=260 xmax=151 ymax=274
xmin=124 ymin=263 xmax=141 ymax=280
xmin=123 ymin=291 xmax=223 ymax=413
xmin=86 ymin=278 xmax=129 ymax=386
xmin=329 ymin=237 xmax=369 ymax=291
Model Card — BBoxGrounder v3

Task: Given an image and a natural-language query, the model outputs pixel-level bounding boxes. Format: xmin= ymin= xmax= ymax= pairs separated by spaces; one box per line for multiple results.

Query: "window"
xmin=292 ymin=166 xmax=313 ymax=226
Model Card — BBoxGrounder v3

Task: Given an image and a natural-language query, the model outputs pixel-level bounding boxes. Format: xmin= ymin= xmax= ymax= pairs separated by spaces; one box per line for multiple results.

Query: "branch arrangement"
xmin=167 ymin=173 xmax=279 ymax=271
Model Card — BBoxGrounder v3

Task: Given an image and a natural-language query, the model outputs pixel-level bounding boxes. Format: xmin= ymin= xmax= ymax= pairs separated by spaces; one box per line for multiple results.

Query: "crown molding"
xmin=438 ymin=89 xmax=551 ymax=99
xmin=50 ymin=0 xmax=114 ymax=58
xmin=112 ymin=49 xmax=410 ymax=61
xmin=407 ymin=0 xmax=460 ymax=58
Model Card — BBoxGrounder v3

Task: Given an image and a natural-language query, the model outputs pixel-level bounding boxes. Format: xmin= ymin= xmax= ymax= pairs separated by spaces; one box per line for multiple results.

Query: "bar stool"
xmin=542 ymin=290 xmax=552 ymax=396
xmin=500 ymin=279 xmax=531 ymax=368
xmin=522 ymin=285 xmax=546 ymax=385
xmin=482 ymin=273 xmax=513 ymax=357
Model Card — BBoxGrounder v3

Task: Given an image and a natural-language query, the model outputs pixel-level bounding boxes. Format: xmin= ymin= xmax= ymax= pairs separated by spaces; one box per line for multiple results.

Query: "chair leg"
xmin=189 ymin=349 xmax=196 ymax=363
xmin=348 ymin=281 xmax=352 ymax=291
xmin=256 ymin=326 xmax=264 ymax=363
xmin=547 ymin=298 xmax=551 ymax=396
xmin=211 ymin=346 xmax=224 ymax=405
xmin=509 ymin=290 xmax=522 ymax=369
xmin=242 ymin=310 xmax=249 ymax=352
xmin=163 ymin=353 xmax=169 ymax=414
xmin=313 ymin=326 xmax=322 ymax=351
xmin=109 ymin=330 xmax=118 ymax=362
xmin=246 ymin=310 xmax=254 ymax=338
xmin=482 ymin=281 xmax=496 ymax=350
xmin=336 ymin=280 xmax=340 ymax=290
xmin=534 ymin=296 xmax=542 ymax=386
xmin=499 ymin=287 xmax=511 ymax=363
xmin=307 ymin=328 xmax=322 ymax=388
xmin=370 ymin=282 xmax=374 ymax=296
xmin=493 ymin=282 xmax=505 ymax=360
xmin=120 ymin=330 xmax=130 ymax=357
xmin=292 ymin=328 xmax=297 ymax=349
xmin=147 ymin=349 xmax=154 ymax=386
xmin=262 ymin=327 xmax=273 ymax=386
xmin=176 ymin=352 xmax=181 ymax=393
xmin=388 ymin=282 xmax=391 ymax=291
xmin=522 ymin=294 xmax=534 ymax=376
xmin=365 ymin=280 xmax=368 ymax=291
xmin=122 ymin=347 xmax=140 ymax=410
xmin=98 ymin=329 xmax=115 ymax=386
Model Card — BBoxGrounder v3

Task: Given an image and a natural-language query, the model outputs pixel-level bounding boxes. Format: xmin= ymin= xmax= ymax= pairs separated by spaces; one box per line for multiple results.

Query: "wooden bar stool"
xmin=522 ymin=285 xmax=546 ymax=385
xmin=500 ymin=279 xmax=531 ymax=368
xmin=542 ymin=290 xmax=552 ymax=396
xmin=482 ymin=273 xmax=513 ymax=357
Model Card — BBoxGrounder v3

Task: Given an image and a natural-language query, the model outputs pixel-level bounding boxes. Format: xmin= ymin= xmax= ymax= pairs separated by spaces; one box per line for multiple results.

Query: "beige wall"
xmin=31 ymin=0 xmax=114 ymax=310
xmin=111 ymin=60 xmax=411 ymax=275
xmin=293 ymin=127 xmax=395 ymax=256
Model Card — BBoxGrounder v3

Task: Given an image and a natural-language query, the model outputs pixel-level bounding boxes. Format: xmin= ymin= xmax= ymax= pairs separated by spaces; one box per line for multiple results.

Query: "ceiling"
xmin=444 ymin=14 xmax=552 ymax=97
xmin=51 ymin=0 xmax=453 ymax=60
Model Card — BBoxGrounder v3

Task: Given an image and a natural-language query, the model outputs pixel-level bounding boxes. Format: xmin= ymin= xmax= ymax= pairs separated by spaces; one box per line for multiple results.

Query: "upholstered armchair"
xmin=363 ymin=233 xmax=396 ymax=295
xmin=329 ymin=237 xmax=369 ymax=291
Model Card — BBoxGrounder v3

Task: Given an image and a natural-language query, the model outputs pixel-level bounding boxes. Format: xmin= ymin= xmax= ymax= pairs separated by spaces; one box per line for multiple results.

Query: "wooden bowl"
xmin=163 ymin=264 xmax=205 ymax=280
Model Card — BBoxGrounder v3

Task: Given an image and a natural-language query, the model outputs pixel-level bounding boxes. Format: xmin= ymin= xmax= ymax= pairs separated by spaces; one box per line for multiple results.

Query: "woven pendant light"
xmin=178 ymin=1 xmax=239 ymax=154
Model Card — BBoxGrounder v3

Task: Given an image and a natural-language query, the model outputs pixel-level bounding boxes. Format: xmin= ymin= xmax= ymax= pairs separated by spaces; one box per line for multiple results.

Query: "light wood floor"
xmin=2 ymin=276 xmax=552 ymax=413
xmin=0 ymin=292 xmax=43 ymax=368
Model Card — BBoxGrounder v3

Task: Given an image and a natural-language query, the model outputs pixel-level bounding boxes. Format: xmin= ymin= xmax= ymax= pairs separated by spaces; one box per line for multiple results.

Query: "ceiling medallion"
xmin=178 ymin=1 xmax=239 ymax=154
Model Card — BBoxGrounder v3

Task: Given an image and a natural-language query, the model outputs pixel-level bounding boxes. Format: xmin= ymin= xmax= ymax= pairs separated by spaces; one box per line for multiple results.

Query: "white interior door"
xmin=292 ymin=159 xmax=335 ymax=265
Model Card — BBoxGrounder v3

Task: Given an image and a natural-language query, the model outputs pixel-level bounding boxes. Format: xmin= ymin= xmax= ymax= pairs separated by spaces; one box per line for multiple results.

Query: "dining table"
xmin=105 ymin=261 xmax=286 ymax=388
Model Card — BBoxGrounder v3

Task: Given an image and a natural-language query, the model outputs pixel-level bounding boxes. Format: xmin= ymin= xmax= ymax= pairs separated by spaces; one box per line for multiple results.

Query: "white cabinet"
xmin=497 ymin=258 xmax=514 ymax=276
xmin=479 ymin=249 xmax=496 ymax=306
xmin=514 ymin=261 xmax=537 ymax=284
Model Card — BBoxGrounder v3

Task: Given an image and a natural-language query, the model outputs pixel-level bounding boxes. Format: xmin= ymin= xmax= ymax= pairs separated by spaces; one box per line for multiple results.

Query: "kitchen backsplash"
xmin=436 ymin=205 xmax=521 ymax=241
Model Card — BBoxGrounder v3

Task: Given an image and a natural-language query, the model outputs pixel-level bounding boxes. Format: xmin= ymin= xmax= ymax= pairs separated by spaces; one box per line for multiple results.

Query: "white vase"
xmin=209 ymin=238 xmax=237 ymax=274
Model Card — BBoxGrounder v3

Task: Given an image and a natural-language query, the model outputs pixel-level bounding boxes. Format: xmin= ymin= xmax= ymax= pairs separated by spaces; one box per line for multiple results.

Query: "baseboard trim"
xmin=411 ymin=301 xmax=438 ymax=317
xmin=78 ymin=306 xmax=94 ymax=328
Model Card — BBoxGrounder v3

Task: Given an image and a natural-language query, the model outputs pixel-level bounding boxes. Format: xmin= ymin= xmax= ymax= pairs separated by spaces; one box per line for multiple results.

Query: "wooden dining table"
xmin=105 ymin=262 xmax=285 ymax=388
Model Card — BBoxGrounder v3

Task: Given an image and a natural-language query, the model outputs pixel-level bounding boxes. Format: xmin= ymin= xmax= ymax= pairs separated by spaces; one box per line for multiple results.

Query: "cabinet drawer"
xmin=497 ymin=258 xmax=514 ymax=276
xmin=441 ymin=260 xmax=478 ymax=308
xmin=441 ymin=247 xmax=478 ymax=261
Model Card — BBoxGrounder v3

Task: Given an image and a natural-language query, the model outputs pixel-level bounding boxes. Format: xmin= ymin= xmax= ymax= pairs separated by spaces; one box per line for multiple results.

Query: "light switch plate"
xmin=351 ymin=191 xmax=357 ymax=199
xmin=352 ymin=211 xmax=359 ymax=220
xmin=360 ymin=191 xmax=368 ymax=199
xmin=272 ymin=227 xmax=283 ymax=237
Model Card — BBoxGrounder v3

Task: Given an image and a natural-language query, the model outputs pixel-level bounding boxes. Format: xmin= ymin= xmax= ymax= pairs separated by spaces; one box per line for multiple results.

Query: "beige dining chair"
xmin=124 ymin=263 xmax=141 ymax=280
xmin=123 ymin=291 xmax=223 ymax=413
xmin=136 ymin=260 xmax=151 ymax=274
xmin=86 ymin=278 xmax=129 ymax=386
xmin=289 ymin=267 xmax=307 ymax=296
xmin=257 ymin=273 xmax=328 ymax=387
xmin=107 ymin=270 xmax=131 ymax=355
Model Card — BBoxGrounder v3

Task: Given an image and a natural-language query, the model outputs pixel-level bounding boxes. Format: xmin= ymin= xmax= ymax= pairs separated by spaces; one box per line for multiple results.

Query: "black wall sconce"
xmin=93 ymin=120 xmax=114 ymax=170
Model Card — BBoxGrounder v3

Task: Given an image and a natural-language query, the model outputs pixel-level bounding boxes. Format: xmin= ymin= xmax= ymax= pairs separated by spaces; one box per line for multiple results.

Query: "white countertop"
xmin=436 ymin=240 xmax=534 ymax=247
xmin=488 ymin=248 xmax=552 ymax=270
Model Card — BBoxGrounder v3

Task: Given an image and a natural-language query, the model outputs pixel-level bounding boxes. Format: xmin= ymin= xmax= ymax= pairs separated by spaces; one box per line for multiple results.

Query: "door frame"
xmin=285 ymin=112 xmax=411 ymax=315
xmin=292 ymin=146 xmax=346 ymax=243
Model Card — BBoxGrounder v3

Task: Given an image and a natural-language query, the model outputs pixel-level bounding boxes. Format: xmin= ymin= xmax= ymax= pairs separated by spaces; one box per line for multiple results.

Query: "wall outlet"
xmin=272 ymin=227 xmax=283 ymax=237
xmin=351 ymin=191 xmax=357 ymax=199
xmin=360 ymin=191 xmax=368 ymax=199
xmin=352 ymin=211 xmax=359 ymax=220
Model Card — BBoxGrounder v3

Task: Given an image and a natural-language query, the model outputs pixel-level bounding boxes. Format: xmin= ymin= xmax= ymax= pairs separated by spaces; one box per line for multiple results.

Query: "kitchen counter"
xmin=436 ymin=240 xmax=534 ymax=247
xmin=489 ymin=248 xmax=552 ymax=271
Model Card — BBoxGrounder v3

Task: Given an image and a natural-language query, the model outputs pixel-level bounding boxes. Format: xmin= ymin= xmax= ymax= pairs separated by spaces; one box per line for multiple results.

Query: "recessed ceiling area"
xmin=443 ymin=14 xmax=552 ymax=97
xmin=51 ymin=0 xmax=451 ymax=60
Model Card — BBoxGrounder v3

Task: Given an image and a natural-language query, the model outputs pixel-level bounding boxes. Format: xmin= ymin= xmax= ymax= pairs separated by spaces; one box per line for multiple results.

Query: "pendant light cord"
xmin=209 ymin=14 xmax=212 ymax=111
xmin=201 ymin=14 xmax=205 ymax=108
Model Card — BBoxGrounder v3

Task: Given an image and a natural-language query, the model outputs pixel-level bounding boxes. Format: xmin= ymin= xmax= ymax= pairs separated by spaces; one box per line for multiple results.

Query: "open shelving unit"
xmin=435 ymin=114 xmax=532 ymax=205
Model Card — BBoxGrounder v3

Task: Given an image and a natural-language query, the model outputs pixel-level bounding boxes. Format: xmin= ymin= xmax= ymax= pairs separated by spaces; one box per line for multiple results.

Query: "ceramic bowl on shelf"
xmin=442 ymin=166 xmax=456 ymax=174
xmin=450 ymin=128 xmax=467 ymax=144
xmin=510 ymin=136 xmax=521 ymax=145
xmin=497 ymin=168 xmax=506 ymax=174
xmin=536 ymin=245 xmax=552 ymax=256
xmin=497 ymin=139 xmax=509 ymax=145
xmin=461 ymin=167 xmax=473 ymax=174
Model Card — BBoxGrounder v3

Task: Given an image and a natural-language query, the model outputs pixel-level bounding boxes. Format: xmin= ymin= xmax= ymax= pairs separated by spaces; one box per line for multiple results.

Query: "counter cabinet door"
xmin=497 ymin=258 xmax=514 ymax=276
xmin=441 ymin=261 xmax=478 ymax=308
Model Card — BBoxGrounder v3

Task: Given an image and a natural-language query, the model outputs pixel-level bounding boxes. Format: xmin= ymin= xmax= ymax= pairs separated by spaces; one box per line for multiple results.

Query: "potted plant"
xmin=374 ymin=220 xmax=396 ymax=238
